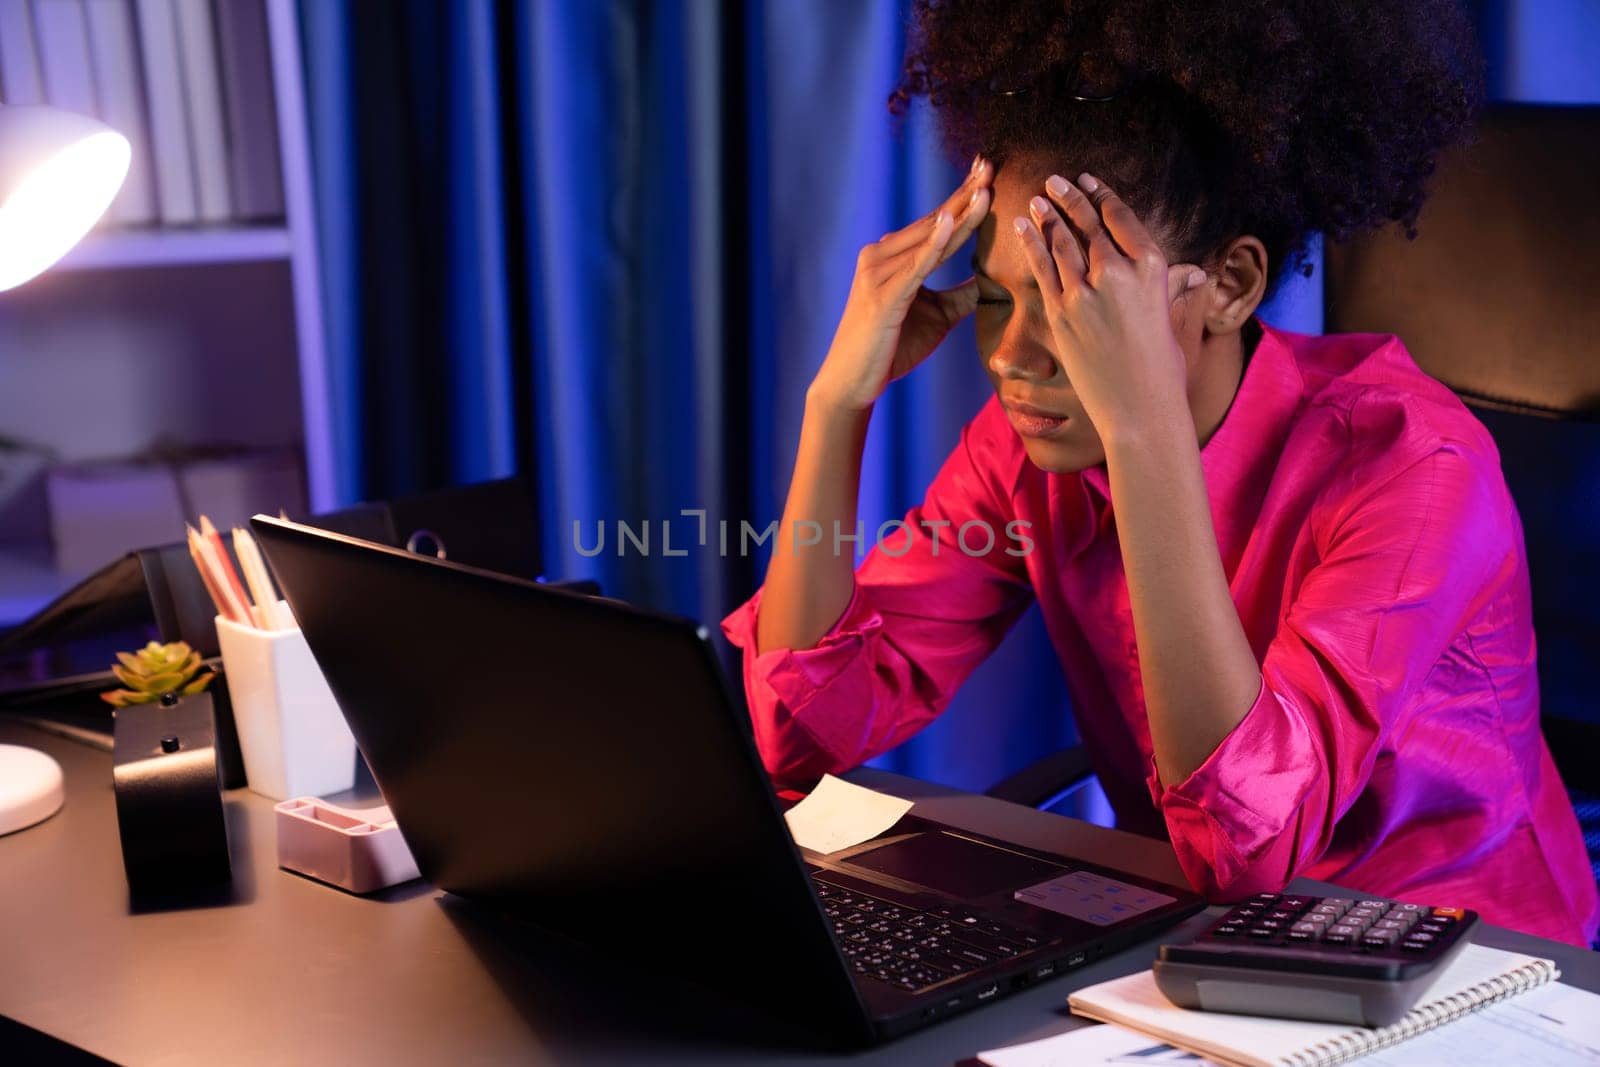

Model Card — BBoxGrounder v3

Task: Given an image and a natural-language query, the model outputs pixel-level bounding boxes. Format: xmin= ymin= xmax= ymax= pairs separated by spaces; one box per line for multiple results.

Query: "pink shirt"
xmin=722 ymin=316 xmax=1600 ymax=947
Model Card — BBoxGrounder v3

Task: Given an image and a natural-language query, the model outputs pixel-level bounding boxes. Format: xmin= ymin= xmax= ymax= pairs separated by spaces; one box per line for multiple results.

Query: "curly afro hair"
xmin=889 ymin=0 xmax=1486 ymax=301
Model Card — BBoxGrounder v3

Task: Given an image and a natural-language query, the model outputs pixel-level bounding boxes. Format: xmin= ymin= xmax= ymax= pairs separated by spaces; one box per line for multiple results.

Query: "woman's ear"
xmin=1203 ymin=236 xmax=1268 ymax=335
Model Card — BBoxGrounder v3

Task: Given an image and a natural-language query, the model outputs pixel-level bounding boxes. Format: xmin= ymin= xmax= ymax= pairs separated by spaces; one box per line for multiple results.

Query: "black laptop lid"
xmin=250 ymin=516 xmax=870 ymax=1042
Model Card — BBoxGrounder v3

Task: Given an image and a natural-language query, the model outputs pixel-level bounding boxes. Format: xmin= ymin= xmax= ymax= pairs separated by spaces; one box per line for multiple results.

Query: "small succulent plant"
xmin=101 ymin=641 xmax=216 ymax=708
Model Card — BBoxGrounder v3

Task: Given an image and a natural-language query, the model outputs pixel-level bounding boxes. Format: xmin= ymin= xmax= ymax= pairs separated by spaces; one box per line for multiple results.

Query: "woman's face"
xmin=971 ymin=165 xmax=1209 ymax=473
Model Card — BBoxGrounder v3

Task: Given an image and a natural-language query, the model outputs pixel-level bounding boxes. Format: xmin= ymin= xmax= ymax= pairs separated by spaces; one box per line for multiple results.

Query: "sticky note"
xmin=783 ymin=774 xmax=914 ymax=855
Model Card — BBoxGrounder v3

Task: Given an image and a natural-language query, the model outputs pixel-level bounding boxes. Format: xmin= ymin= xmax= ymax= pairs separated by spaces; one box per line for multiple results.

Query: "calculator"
xmin=1152 ymin=892 xmax=1479 ymax=1026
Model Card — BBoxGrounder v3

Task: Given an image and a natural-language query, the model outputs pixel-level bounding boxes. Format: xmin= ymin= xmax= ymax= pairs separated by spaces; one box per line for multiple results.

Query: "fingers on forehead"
xmin=1015 ymin=217 xmax=1062 ymax=291
xmin=1057 ymin=188 xmax=1111 ymax=243
xmin=1093 ymin=188 xmax=1162 ymax=258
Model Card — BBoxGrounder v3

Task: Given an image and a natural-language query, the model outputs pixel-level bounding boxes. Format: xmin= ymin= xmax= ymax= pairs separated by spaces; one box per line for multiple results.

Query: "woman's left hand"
xmin=1012 ymin=172 xmax=1209 ymax=442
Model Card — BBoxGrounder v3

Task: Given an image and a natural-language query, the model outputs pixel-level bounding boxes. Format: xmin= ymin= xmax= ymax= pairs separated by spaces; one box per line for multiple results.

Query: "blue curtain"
xmin=296 ymin=1 xmax=1598 ymax=807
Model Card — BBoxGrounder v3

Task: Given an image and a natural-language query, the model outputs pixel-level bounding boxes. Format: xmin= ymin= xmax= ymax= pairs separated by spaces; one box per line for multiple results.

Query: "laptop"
xmin=250 ymin=515 xmax=1203 ymax=1047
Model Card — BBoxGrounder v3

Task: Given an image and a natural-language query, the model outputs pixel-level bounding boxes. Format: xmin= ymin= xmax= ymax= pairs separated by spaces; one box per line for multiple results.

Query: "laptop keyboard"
xmin=813 ymin=875 xmax=1047 ymax=994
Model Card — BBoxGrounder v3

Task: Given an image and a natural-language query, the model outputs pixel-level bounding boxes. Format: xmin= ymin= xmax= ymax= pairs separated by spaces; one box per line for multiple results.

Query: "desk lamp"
xmin=0 ymin=104 xmax=129 ymax=833
xmin=0 ymin=104 xmax=130 ymax=291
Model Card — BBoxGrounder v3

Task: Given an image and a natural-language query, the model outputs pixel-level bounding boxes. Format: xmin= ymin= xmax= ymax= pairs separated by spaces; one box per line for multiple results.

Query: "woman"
xmin=721 ymin=0 xmax=1599 ymax=946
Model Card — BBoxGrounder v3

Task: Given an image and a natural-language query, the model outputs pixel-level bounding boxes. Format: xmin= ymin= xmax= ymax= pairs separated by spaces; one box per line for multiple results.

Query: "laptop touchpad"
xmin=839 ymin=831 xmax=1065 ymax=900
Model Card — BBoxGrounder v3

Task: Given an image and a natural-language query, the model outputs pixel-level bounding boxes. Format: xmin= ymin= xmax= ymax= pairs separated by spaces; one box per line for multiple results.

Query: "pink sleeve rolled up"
xmin=1151 ymin=446 xmax=1516 ymax=898
xmin=721 ymin=402 xmax=1033 ymax=787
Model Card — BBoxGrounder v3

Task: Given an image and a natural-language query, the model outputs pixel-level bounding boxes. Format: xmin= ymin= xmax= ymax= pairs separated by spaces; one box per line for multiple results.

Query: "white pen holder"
xmin=215 ymin=603 xmax=357 ymax=801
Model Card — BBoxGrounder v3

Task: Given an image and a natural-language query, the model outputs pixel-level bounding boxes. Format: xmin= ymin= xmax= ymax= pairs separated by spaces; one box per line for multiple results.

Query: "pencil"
xmin=199 ymin=515 xmax=253 ymax=619
xmin=187 ymin=528 xmax=231 ymax=622
xmin=233 ymin=527 xmax=291 ymax=630
xmin=188 ymin=526 xmax=251 ymax=626
xmin=191 ymin=525 xmax=252 ymax=626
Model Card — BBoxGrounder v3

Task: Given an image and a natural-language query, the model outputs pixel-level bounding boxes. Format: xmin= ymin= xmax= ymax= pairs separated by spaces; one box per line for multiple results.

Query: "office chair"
xmin=986 ymin=104 xmax=1600 ymax=892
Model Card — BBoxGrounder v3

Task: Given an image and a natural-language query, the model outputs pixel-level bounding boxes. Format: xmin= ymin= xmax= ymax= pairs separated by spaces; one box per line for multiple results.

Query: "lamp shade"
xmin=0 ymin=105 xmax=131 ymax=292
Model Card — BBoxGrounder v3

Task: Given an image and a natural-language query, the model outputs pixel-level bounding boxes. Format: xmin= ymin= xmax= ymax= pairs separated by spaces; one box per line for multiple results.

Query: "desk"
xmin=3 ymin=717 xmax=1596 ymax=1066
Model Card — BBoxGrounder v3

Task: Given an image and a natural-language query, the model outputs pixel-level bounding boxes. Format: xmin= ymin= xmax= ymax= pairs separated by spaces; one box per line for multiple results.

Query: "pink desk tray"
xmin=274 ymin=797 xmax=421 ymax=894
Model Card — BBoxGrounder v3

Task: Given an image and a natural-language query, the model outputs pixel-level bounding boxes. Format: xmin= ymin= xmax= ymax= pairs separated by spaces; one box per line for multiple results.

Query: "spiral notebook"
xmin=1064 ymin=942 xmax=1558 ymax=1067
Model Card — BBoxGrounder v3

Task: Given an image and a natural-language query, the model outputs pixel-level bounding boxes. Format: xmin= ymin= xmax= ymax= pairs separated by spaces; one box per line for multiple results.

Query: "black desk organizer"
xmin=0 ymin=476 xmax=544 ymax=791
xmin=112 ymin=691 xmax=232 ymax=896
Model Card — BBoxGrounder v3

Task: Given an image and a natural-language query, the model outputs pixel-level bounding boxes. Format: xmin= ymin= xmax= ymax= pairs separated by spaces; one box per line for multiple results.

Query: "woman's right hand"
xmin=809 ymin=156 xmax=994 ymax=414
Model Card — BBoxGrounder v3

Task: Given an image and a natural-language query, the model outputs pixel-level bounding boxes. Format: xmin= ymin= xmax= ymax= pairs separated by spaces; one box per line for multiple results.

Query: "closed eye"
xmin=976 ymin=296 xmax=1010 ymax=306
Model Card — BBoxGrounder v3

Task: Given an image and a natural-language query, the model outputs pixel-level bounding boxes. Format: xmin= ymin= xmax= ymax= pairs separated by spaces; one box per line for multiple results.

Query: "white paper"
xmin=982 ymin=980 xmax=1600 ymax=1067
xmin=782 ymin=773 xmax=914 ymax=855
xmin=1362 ymin=981 xmax=1600 ymax=1067
xmin=980 ymin=1022 xmax=1222 ymax=1066
xmin=1066 ymin=942 xmax=1555 ymax=1066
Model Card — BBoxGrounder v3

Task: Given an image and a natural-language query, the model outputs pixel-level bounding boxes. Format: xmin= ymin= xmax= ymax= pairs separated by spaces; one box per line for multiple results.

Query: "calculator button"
xmin=1180 ymin=896 xmax=1472 ymax=963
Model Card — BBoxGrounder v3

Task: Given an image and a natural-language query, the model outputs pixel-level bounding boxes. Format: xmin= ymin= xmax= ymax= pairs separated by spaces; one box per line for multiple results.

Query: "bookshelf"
xmin=55 ymin=227 xmax=293 ymax=271
xmin=0 ymin=0 xmax=330 ymax=629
